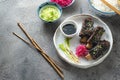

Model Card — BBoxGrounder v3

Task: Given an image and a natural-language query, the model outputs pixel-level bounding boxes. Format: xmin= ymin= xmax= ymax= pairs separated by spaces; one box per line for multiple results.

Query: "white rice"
xmin=91 ymin=0 xmax=119 ymax=12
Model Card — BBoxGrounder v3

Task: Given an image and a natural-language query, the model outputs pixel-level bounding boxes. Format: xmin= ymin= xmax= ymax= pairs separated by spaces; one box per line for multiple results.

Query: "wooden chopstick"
xmin=13 ymin=32 xmax=31 ymax=45
xmin=31 ymin=40 xmax=63 ymax=75
xmin=101 ymin=0 xmax=120 ymax=15
xmin=17 ymin=23 xmax=64 ymax=79
xmin=15 ymin=23 xmax=64 ymax=79
xmin=13 ymin=32 xmax=67 ymax=71
xmin=17 ymin=23 xmax=33 ymax=43
xmin=118 ymin=0 xmax=120 ymax=6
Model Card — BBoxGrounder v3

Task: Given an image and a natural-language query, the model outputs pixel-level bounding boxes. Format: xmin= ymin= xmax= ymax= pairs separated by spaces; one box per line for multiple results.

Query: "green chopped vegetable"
xmin=59 ymin=38 xmax=79 ymax=63
xmin=64 ymin=38 xmax=71 ymax=47
xmin=59 ymin=44 xmax=72 ymax=59
xmin=59 ymin=44 xmax=66 ymax=52
xmin=39 ymin=5 xmax=60 ymax=22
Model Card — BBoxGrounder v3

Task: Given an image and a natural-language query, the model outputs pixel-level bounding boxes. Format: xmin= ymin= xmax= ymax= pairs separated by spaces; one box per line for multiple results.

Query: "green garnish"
xmin=59 ymin=38 xmax=79 ymax=63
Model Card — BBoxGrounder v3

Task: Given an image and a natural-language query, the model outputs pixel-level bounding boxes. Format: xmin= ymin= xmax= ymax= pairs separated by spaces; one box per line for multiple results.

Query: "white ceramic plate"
xmin=53 ymin=14 xmax=113 ymax=68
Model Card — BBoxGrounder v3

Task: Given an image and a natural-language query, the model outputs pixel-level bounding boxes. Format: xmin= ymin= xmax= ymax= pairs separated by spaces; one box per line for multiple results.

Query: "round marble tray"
xmin=53 ymin=14 xmax=113 ymax=68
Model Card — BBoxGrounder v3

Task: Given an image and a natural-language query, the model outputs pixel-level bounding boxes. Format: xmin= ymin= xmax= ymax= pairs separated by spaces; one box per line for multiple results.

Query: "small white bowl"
xmin=60 ymin=20 xmax=78 ymax=38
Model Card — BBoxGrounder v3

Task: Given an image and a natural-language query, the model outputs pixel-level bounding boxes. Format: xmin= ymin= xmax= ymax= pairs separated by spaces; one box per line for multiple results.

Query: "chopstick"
xmin=13 ymin=23 xmax=64 ymax=79
xmin=101 ymin=0 xmax=120 ymax=15
xmin=13 ymin=32 xmax=67 ymax=70
xmin=118 ymin=0 xmax=120 ymax=6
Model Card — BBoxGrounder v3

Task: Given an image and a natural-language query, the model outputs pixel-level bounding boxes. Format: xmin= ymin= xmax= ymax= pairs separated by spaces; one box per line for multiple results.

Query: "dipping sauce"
xmin=62 ymin=24 xmax=76 ymax=35
xmin=39 ymin=5 xmax=61 ymax=22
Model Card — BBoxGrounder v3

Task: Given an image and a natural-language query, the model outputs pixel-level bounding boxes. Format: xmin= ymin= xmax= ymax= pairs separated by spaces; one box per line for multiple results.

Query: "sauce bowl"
xmin=60 ymin=20 xmax=78 ymax=38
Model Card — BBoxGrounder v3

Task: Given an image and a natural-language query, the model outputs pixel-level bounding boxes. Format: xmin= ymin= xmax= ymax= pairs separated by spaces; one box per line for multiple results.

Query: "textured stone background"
xmin=0 ymin=0 xmax=120 ymax=80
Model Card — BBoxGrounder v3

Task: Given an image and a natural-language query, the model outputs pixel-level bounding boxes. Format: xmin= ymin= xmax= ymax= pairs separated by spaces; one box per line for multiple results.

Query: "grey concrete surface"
xmin=0 ymin=0 xmax=120 ymax=80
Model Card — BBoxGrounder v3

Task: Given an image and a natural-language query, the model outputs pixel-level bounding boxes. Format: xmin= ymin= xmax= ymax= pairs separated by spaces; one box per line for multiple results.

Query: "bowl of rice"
xmin=88 ymin=0 xmax=119 ymax=17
